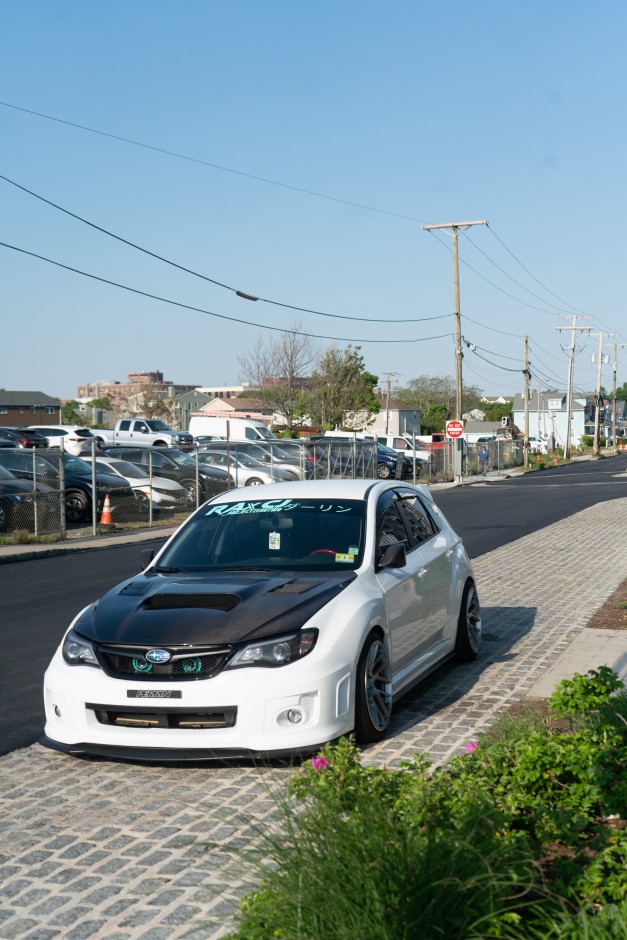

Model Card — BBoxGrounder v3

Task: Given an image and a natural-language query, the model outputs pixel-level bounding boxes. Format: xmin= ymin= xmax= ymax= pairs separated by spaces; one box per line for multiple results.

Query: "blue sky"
xmin=2 ymin=1 xmax=626 ymax=402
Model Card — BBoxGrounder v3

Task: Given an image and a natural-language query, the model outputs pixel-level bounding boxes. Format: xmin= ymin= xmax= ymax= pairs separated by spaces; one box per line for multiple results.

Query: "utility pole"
xmin=421 ymin=220 xmax=488 ymax=420
xmin=556 ymin=315 xmax=593 ymax=459
xmin=380 ymin=372 xmax=399 ymax=434
xmin=422 ymin=219 xmax=488 ymax=484
xmin=523 ymin=336 xmax=530 ymax=468
xmin=591 ymin=332 xmax=614 ymax=455
xmin=612 ymin=344 xmax=627 ymax=446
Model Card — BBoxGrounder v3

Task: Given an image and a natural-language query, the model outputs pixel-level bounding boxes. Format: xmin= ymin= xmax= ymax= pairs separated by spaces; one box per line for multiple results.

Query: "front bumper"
xmin=43 ymin=644 xmax=354 ymax=761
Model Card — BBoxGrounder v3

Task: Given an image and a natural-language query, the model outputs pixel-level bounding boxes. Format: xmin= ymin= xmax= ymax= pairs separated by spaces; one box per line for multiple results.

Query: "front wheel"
xmin=454 ymin=581 xmax=481 ymax=661
xmin=0 ymin=499 xmax=11 ymax=532
xmin=65 ymin=490 xmax=89 ymax=524
xmin=377 ymin=463 xmax=392 ymax=479
xmin=183 ymin=481 xmax=199 ymax=507
xmin=354 ymin=631 xmax=392 ymax=743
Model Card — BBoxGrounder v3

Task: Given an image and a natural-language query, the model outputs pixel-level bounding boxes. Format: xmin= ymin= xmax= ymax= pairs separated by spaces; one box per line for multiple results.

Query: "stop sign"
xmin=446 ymin=420 xmax=465 ymax=439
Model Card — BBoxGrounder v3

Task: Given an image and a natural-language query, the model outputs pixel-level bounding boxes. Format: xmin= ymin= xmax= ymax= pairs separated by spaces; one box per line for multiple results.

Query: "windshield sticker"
xmin=335 ymin=553 xmax=355 ymax=563
xmin=269 ymin=532 xmax=281 ymax=550
xmin=205 ymin=499 xmax=299 ymax=517
xmin=348 ymin=546 xmax=359 ymax=555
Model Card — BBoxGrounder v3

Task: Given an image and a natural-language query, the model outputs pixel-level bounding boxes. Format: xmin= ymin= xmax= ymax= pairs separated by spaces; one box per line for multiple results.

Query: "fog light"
xmin=54 ymin=705 xmax=62 ymax=718
xmin=287 ymin=708 xmax=303 ymax=724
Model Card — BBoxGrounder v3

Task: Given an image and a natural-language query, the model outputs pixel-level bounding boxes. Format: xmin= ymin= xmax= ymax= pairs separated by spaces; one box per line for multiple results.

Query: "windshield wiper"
xmin=212 ymin=566 xmax=271 ymax=572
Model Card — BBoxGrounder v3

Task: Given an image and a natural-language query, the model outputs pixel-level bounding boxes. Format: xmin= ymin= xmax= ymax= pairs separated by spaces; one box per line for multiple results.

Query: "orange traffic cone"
xmin=100 ymin=493 xmax=113 ymax=526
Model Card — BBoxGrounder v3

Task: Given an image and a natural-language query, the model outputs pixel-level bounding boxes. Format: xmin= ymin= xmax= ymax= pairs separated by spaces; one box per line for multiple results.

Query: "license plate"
xmin=127 ymin=690 xmax=182 ymax=699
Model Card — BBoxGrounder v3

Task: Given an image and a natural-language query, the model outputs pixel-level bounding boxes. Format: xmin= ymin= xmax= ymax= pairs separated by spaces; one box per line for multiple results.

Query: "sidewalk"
xmin=1 ymin=493 xmax=626 ymax=939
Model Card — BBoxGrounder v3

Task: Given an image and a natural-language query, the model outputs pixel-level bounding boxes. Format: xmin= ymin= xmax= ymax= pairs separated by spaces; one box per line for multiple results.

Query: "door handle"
xmin=445 ymin=549 xmax=454 ymax=560
xmin=417 ymin=568 xmax=428 ymax=579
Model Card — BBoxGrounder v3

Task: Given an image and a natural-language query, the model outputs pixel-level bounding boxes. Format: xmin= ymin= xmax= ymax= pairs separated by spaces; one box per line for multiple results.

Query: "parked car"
xmin=41 ymin=479 xmax=481 ymax=761
xmin=0 ymin=450 xmax=137 ymax=524
xmin=196 ymin=449 xmax=294 ymax=486
xmin=0 ymin=464 xmax=58 ymax=532
xmin=268 ymin=439 xmax=327 ymax=478
xmin=28 ymin=425 xmax=98 ymax=456
xmin=0 ymin=427 xmax=50 ymax=448
xmin=99 ymin=446 xmax=232 ymax=505
xmin=199 ymin=441 xmax=307 ymax=479
xmin=94 ymin=419 xmax=193 ymax=451
xmin=527 ymin=436 xmax=549 ymax=454
xmin=83 ymin=456 xmax=188 ymax=514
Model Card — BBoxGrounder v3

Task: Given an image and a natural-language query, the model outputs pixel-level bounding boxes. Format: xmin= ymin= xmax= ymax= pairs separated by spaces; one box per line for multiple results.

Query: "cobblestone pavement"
xmin=1 ymin=496 xmax=626 ymax=940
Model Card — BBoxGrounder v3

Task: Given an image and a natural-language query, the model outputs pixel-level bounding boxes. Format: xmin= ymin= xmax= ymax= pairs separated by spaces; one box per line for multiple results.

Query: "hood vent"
xmin=267 ymin=580 xmax=316 ymax=595
xmin=142 ymin=593 xmax=241 ymax=611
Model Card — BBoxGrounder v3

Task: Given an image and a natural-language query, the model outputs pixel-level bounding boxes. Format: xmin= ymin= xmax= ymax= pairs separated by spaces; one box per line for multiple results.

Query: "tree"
xmin=482 ymin=402 xmax=513 ymax=422
xmin=394 ymin=375 xmax=483 ymax=430
xmin=613 ymin=382 xmax=627 ymax=402
xmin=306 ymin=345 xmax=380 ymax=430
xmin=238 ymin=323 xmax=316 ymax=433
xmin=114 ymin=385 xmax=174 ymax=421
xmin=61 ymin=400 xmax=82 ymax=424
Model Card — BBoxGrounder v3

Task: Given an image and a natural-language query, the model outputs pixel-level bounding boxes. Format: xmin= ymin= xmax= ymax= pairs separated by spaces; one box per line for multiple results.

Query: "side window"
xmin=378 ymin=503 xmax=409 ymax=554
xmin=399 ymin=496 xmax=438 ymax=546
xmin=119 ymin=420 xmax=131 ymax=431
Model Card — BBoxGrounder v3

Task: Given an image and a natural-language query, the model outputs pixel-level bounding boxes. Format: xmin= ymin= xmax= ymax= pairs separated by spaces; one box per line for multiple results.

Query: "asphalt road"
xmin=1 ymin=455 xmax=625 ymax=756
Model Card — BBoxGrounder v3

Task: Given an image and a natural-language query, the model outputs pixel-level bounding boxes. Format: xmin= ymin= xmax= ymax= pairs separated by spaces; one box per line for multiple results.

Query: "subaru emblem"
xmin=145 ymin=648 xmax=172 ymax=664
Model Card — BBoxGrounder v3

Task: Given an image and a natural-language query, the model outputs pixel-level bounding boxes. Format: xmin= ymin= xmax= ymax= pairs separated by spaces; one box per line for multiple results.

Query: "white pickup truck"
xmin=94 ymin=419 xmax=194 ymax=450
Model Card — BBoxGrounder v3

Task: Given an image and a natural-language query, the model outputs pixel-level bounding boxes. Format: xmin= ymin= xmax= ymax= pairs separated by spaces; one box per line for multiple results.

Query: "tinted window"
xmin=400 ymin=497 xmax=437 ymax=546
xmin=378 ymin=503 xmax=409 ymax=553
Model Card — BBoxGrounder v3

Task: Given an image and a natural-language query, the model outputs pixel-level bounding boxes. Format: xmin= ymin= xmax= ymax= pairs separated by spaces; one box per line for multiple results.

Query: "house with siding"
xmin=512 ymin=391 xmax=587 ymax=447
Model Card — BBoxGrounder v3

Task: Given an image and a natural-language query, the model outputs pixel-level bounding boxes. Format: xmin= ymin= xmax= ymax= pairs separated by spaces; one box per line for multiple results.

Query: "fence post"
xmin=58 ymin=439 xmax=66 ymax=540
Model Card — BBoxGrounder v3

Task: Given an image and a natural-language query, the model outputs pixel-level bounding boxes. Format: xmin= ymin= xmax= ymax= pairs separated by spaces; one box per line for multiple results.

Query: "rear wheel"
xmin=454 ymin=581 xmax=481 ymax=661
xmin=377 ymin=463 xmax=392 ymax=479
xmin=246 ymin=477 xmax=263 ymax=486
xmin=355 ymin=631 xmax=392 ymax=742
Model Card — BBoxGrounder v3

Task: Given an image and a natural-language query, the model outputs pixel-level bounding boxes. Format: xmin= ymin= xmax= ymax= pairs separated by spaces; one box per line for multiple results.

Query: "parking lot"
xmin=1 ymin=494 xmax=626 ymax=939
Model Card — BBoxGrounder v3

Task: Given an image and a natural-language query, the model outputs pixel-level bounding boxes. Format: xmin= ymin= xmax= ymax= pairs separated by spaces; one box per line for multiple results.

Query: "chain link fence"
xmin=0 ymin=437 xmax=524 ymax=540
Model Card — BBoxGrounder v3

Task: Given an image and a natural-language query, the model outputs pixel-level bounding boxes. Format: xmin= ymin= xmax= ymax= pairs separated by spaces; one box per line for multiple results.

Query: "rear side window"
xmin=399 ymin=496 xmax=438 ymax=546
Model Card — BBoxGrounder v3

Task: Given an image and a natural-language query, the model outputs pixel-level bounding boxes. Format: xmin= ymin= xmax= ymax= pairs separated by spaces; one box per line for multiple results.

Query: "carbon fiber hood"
xmin=74 ymin=570 xmax=356 ymax=646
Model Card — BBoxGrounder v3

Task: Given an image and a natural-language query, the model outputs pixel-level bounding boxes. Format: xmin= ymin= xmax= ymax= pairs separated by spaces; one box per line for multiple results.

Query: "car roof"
xmin=200 ymin=478 xmax=428 ymax=505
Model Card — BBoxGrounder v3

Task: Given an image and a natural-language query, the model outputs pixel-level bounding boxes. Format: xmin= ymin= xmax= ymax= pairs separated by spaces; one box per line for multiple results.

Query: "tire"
xmin=377 ymin=463 xmax=392 ymax=479
xmin=153 ymin=441 xmax=167 ymax=448
xmin=245 ymin=477 xmax=263 ymax=486
xmin=135 ymin=492 xmax=151 ymax=515
xmin=454 ymin=581 xmax=481 ymax=661
xmin=0 ymin=499 xmax=11 ymax=532
xmin=354 ymin=631 xmax=392 ymax=743
xmin=95 ymin=437 xmax=105 ymax=447
xmin=65 ymin=490 xmax=89 ymax=524
xmin=183 ymin=481 xmax=199 ymax=507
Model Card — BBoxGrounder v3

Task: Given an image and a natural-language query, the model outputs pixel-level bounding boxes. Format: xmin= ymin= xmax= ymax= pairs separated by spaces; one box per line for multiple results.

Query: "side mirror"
xmin=139 ymin=548 xmax=155 ymax=570
xmin=377 ymin=541 xmax=407 ymax=570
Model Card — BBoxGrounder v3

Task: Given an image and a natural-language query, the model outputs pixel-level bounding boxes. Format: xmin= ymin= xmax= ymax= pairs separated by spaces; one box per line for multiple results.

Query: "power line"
xmin=0 ymin=171 xmax=449 ymax=325
xmin=0 ymin=99 xmax=428 ymax=224
xmin=0 ymin=240 xmax=454 ymax=346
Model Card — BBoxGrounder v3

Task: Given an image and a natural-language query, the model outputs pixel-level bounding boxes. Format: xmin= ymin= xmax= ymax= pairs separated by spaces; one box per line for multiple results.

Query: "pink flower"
xmin=311 ymin=756 xmax=329 ymax=771
xmin=464 ymin=741 xmax=478 ymax=754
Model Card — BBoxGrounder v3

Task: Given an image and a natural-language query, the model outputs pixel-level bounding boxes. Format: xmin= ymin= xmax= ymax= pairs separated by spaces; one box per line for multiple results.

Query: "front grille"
xmin=88 ymin=704 xmax=237 ymax=729
xmin=97 ymin=647 xmax=230 ymax=680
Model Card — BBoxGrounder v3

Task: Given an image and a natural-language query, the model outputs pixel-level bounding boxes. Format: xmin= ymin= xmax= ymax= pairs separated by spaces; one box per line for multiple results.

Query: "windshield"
xmin=64 ymin=454 xmax=91 ymax=475
xmin=155 ymin=498 xmax=366 ymax=572
xmin=255 ymin=426 xmax=276 ymax=440
xmin=166 ymin=451 xmax=194 ymax=467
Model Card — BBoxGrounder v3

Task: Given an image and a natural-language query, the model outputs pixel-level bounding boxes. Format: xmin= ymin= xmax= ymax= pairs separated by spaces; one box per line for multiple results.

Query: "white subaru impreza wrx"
xmin=42 ymin=479 xmax=481 ymax=762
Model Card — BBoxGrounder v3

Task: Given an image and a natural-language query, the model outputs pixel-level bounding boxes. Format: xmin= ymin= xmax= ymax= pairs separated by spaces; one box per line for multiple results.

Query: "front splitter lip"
xmin=40 ymin=734 xmax=324 ymax=765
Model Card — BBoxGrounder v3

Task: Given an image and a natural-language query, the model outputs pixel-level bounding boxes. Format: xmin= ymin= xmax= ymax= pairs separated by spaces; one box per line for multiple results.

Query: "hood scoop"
xmin=267 ymin=580 xmax=317 ymax=595
xmin=141 ymin=593 xmax=241 ymax=611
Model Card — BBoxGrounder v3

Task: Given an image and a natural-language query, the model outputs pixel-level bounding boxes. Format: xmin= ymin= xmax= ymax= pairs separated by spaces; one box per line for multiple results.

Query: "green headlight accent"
xmin=132 ymin=658 xmax=153 ymax=674
xmin=182 ymin=657 xmax=202 ymax=674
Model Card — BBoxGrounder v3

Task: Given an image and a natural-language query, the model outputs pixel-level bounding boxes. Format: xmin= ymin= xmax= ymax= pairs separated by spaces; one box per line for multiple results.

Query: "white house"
xmin=512 ymin=391 xmax=587 ymax=447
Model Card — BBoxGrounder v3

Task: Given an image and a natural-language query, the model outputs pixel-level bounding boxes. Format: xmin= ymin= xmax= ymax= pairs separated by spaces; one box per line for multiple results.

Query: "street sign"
xmin=445 ymin=420 xmax=465 ymax=439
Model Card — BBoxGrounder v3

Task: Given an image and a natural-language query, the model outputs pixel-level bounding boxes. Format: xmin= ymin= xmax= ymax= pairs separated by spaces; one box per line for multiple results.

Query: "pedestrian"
xmin=478 ymin=444 xmax=490 ymax=476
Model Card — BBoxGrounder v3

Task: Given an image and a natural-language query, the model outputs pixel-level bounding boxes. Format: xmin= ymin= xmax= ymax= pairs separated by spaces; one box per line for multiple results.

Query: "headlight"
xmin=62 ymin=629 xmax=101 ymax=668
xmin=226 ymin=629 xmax=318 ymax=669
